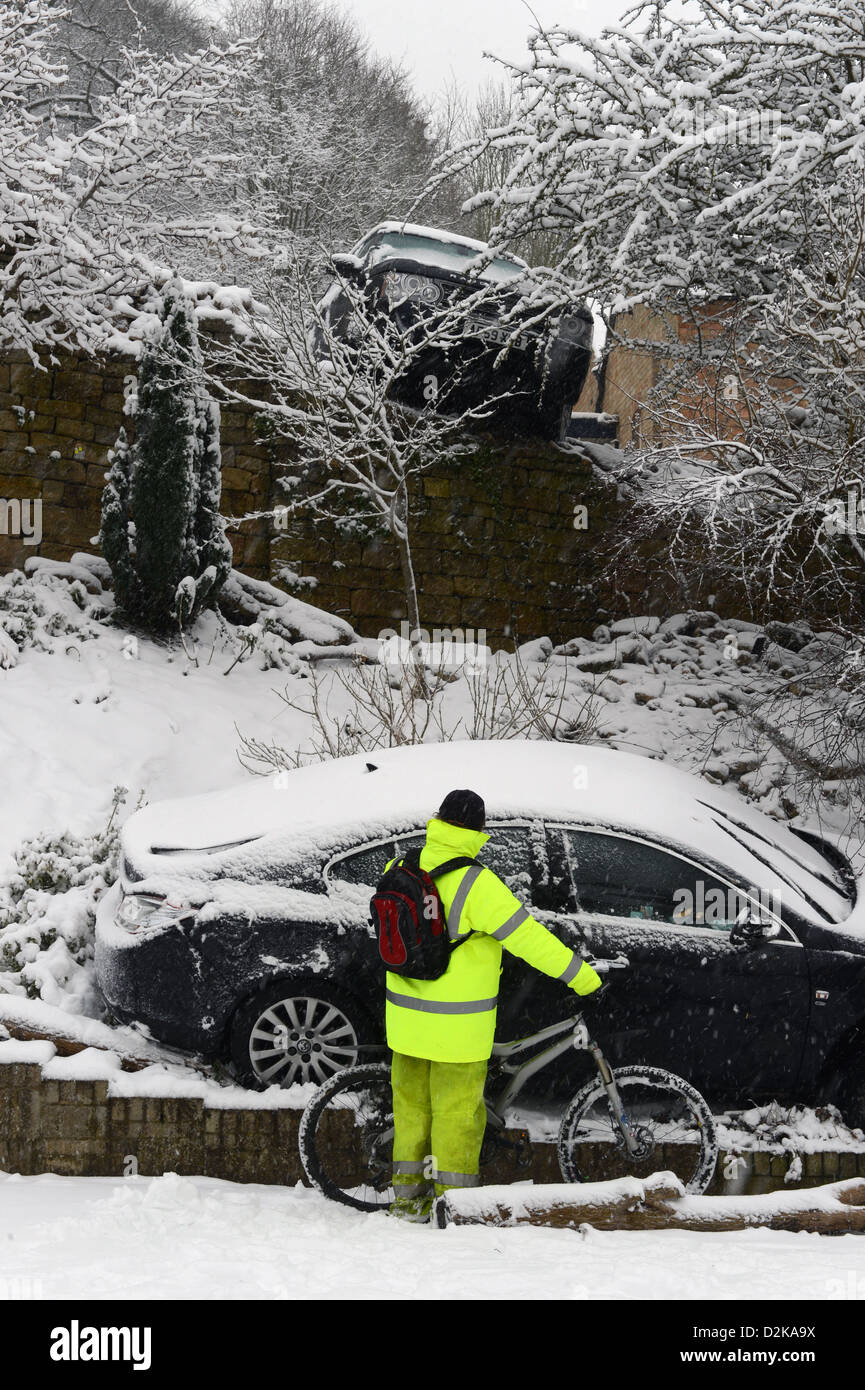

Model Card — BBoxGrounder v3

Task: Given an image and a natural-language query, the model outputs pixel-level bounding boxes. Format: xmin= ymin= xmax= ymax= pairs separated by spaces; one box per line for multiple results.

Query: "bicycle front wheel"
xmin=298 ymin=1062 xmax=395 ymax=1212
xmin=557 ymin=1065 xmax=718 ymax=1195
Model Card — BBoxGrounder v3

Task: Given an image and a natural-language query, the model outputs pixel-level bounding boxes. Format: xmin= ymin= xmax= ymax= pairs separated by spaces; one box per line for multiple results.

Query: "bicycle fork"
xmin=584 ymin=1034 xmax=643 ymax=1159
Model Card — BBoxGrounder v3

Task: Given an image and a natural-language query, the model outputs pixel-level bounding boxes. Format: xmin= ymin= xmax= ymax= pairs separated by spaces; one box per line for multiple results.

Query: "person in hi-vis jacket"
xmin=387 ymin=788 xmax=602 ymax=1222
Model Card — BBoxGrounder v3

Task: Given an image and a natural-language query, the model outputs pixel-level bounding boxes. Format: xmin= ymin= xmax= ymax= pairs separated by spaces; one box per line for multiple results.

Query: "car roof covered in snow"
xmin=121 ymin=741 xmax=852 ymax=926
xmin=362 ymin=222 xmax=527 ymax=260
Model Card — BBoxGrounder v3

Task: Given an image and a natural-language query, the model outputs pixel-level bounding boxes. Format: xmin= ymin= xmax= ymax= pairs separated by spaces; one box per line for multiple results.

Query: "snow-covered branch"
xmin=0 ymin=0 xmax=267 ymax=363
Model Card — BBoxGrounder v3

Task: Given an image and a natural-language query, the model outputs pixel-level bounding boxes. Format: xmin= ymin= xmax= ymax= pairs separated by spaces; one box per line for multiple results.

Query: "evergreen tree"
xmin=98 ymin=426 xmax=135 ymax=612
xmin=185 ymin=396 xmax=233 ymax=623
xmin=100 ymin=282 xmax=232 ymax=632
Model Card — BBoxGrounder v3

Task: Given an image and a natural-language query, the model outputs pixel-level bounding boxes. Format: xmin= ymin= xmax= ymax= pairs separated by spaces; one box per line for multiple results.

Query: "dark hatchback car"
xmin=95 ymin=741 xmax=865 ymax=1120
xmin=316 ymin=221 xmax=594 ymax=441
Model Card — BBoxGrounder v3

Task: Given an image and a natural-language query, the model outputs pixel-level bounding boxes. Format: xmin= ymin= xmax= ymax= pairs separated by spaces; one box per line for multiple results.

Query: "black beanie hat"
xmin=437 ymin=789 xmax=486 ymax=831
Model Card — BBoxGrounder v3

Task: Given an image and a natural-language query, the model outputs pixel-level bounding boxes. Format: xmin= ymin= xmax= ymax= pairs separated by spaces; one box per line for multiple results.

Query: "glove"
xmin=569 ymin=959 xmax=603 ymax=996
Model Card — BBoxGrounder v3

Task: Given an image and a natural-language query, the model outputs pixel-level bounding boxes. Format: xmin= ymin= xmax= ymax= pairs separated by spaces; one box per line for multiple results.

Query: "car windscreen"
xmin=364 ymin=232 xmax=526 ymax=283
xmin=698 ymin=804 xmax=853 ymax=924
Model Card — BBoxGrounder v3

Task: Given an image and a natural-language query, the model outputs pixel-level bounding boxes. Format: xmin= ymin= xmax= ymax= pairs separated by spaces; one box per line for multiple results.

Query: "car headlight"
xmin=116 ymin=892 xmax=193 ymax=934
xmin=380 ymin=271 xmax=444 ymax=308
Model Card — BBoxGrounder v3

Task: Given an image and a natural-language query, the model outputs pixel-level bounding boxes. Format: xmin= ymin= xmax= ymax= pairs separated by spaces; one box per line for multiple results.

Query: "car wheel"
xmin=229 ymin=978 xmax=377 ymax=1090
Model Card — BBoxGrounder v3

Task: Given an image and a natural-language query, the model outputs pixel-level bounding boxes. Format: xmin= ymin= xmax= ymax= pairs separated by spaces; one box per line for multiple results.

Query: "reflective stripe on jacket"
xmin=385 ymin=816 xmax=590 ymax=1063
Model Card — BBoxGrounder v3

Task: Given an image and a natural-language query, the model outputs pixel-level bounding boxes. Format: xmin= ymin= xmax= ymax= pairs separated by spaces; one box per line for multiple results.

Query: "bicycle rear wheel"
xmin=557 ymin=1065 xmax=718 ymax=1195
xmin=298 ymin=1062 xmax=394 ymax=1212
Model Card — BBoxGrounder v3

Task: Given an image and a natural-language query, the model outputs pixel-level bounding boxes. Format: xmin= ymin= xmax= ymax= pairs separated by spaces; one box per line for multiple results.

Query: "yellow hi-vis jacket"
xmin=385 ymin=817 xmax=601 ymax=1063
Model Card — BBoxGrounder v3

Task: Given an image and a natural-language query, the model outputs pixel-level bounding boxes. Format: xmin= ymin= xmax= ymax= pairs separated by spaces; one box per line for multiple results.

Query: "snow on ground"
xmin=0 ymin=1035 xmax=315 ymax=1109
xmin=1 ymin=558 xmax=858 ymax=886
xmin=0 ymin=559 xmax=329 ymax=869
xmin=1 ymin=1170 xmax=863 ymax=1300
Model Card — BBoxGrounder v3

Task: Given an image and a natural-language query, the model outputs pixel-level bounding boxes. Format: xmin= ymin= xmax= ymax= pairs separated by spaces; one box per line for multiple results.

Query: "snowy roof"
xmin=365 ymin=221 xmax=528 ymax=264
xmin=121 ymin=740 xmax=852 ymax=926
xmin=356 ymin=222 xmax=530 ymax=283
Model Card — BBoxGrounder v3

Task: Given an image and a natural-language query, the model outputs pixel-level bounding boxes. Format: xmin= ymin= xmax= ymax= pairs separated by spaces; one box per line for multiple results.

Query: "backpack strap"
xmin=428 ymin=855 xmax=481 ymax=946
xmin=427 ymin=855 xmax=477 ymax=879
xmin=396 ymin=851 xmax=480 ymax=945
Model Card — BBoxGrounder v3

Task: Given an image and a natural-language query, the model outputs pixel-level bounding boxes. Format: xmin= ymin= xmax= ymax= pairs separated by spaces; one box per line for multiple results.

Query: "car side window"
xmin=561 ymin=830 xmax=741 ymax=930
xmin=477 ymin=826 xmax=534 ymax=900
xmin=329 ymin=827 xmax=537 ymax=900
xmin=328 ymin=841 xmax=393 ymax=889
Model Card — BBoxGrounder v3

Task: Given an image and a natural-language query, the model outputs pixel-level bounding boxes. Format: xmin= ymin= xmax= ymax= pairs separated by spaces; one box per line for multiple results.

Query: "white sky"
xmin=201 ymin=0 xmax=635 ymax=101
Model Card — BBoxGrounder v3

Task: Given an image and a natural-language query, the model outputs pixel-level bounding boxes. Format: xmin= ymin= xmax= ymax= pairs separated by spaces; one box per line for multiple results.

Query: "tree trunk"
xmin=391 ymin=477 xmax=429 ymax=699
xmin=434 ymin=1172 xmax=865 ymax=1234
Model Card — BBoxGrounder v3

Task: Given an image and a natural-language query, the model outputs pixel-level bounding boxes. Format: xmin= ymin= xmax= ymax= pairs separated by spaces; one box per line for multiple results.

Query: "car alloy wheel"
xmin=247 ymin=993 xmax=361 ymax=1087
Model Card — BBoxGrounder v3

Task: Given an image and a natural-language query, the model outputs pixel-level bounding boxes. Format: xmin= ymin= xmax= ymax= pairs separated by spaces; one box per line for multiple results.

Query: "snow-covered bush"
xmin=100 ymin=284 xmax=232 ymax=632
xmin=237 ymin=649 xmax=605 ymax=771
xmin=0 ymin=565 xmax=108 ymax=668
xmin=0 ymin=790 xmax=127 ymax=1013
xmin=99 ymin=427 xmax=135 ymax=609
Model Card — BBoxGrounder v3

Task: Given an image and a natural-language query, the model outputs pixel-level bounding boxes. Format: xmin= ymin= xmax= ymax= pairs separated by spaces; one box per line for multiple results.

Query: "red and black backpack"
xmin=370 ymin=849 xmax=476 ymax=980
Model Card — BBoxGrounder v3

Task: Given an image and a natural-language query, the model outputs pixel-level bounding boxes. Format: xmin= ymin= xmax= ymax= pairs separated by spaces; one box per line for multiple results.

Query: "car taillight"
xmin=116 ymin=891 xmax=193 ymax=934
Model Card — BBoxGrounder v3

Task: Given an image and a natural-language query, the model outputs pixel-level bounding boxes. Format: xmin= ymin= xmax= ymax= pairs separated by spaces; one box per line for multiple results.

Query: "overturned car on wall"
xmin=316 ymin=221 xmax=594 ymax=441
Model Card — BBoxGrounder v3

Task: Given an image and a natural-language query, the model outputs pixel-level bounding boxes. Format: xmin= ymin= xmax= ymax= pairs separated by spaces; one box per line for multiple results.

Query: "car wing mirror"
xmin=331 ymin=252 xmax=364 ymax=279
xmin=730 ymin=906 xmax=782 ymax=948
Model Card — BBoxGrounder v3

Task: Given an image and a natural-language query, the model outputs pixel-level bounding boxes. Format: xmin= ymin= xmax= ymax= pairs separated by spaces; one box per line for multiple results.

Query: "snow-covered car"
xmin=95 ymin=740 xmax=865 ymax=1118
xmin=317 ymin=221 xmax=594 ymax=441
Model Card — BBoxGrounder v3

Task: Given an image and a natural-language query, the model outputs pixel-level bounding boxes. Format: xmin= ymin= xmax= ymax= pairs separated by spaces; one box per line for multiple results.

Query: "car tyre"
xmin=229 ymin=977 xmax=379 ymax=1091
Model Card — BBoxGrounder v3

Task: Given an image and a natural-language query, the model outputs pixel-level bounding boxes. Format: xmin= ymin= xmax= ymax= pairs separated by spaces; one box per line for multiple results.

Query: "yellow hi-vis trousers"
xmin=390 ymin=1052 xmax=488 ymax=1219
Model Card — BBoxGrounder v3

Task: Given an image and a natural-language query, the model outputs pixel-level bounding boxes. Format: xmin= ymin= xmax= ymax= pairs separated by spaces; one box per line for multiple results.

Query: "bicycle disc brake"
xmin=610 ymin=1106 xmax=655 ymax=1163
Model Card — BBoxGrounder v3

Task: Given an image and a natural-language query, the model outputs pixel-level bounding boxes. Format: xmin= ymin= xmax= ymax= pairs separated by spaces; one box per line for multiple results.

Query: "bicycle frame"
xmin=487 ymin=1011 xmax=643 ymax=1158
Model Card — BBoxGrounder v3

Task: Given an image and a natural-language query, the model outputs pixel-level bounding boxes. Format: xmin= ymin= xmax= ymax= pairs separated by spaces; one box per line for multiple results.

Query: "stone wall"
xmin=0 ymin=1054 xmax=545 ymax=1187
xmin=0 ymin=338 xmax=754 ymax=645
xmin=0 ymin=1052 xmax=857 ymax=1196
xmin=0 ymin=346 xmax=272 ymax=581
xmin=273 ymin=435 xmax=677 ymax=643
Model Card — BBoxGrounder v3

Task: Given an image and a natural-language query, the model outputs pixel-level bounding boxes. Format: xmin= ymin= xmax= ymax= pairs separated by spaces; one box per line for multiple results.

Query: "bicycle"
xmin=298 ymin=956 xmax=718 ymax=1211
